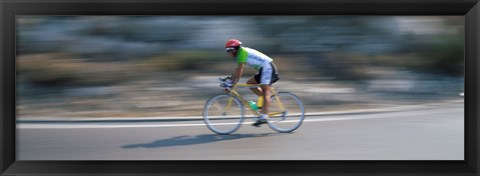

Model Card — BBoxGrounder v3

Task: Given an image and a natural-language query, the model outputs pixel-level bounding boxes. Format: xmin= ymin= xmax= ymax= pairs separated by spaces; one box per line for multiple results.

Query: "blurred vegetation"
xmin=17 ymin=53 xmax=136 ymax=86
xmin=421 ymin=33 xmax=464 ymax=75
xmin=16 ymin=16 xmax=464 ymax=86
xmin=143 ymin=50 xmax=223 ymax=71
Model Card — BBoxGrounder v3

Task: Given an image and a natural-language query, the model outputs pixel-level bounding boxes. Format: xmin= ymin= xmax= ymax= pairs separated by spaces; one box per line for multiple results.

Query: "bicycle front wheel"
xmin=267 ymin=92 xmax=305 ymax=133
xmin=203 ymin=94 xmax=245 ymax=135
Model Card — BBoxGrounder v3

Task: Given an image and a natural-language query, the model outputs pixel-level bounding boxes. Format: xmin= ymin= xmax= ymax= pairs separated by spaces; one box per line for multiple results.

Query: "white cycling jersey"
xmin=236 ymin=47 xmax=276 ymax=85
xmin=236 ymin=47 xmax=273 ymax=70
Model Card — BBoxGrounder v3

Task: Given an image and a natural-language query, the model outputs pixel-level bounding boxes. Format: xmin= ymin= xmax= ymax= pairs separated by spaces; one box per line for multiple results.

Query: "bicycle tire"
xmin=267 ymin=92 xmax=305 ymax=133
xmin=203 ymin=94 xmax=245 ymax=135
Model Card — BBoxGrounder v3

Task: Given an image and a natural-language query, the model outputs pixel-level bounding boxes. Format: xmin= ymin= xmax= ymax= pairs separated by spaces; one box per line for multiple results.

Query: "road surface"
xmin=17 ymin=101 xmax=464 ymax=160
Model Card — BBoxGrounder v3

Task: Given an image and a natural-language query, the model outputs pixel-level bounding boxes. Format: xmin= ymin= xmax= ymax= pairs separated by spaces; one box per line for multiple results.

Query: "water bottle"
xmin=248 ymin=101 xmax=258 ymax=110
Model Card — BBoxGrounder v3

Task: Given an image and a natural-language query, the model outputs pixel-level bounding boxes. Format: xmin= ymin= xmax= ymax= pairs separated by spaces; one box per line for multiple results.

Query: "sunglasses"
xmin=225 ymin=47 xmax=236 ymax=52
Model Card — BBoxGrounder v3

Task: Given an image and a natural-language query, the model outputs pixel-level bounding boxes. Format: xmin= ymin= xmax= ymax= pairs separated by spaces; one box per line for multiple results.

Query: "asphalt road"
xmin=17 ymin=101 xmax=464 ymax=160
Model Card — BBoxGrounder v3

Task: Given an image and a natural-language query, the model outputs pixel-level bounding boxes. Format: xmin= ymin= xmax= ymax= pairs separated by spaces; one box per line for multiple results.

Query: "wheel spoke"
xmin=267 ymin=92 xmax=305 ymax=133
xmin=203 ymin=94 xmax=244 ymax=135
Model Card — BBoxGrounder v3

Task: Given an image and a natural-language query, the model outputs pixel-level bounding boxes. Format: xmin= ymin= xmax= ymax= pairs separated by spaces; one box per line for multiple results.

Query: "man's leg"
xmin=252 ymin=66 xmax=274 ymax=127
xmin=247 ymin=77 xmax=262 ymax=96
xmin=247 ymin=76 xmax=266 ymax=109
xmin=260 ymin=84 xmax=271 ymax=116
xmin=252 ymin=84 xmax=270 ymax=127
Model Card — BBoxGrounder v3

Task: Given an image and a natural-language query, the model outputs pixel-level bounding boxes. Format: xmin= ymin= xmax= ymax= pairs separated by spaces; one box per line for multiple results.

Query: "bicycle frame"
xmin=225 ymin=84 xmax=286 ymax=117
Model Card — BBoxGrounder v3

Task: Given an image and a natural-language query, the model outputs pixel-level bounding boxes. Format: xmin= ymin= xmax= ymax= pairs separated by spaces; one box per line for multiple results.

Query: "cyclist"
xmin=224 ymin=39 xmax=279 ymax=127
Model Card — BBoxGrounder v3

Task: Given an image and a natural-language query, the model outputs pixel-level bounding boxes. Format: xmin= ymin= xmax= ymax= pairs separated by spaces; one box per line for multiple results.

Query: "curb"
xmin=17 ymin=100 xmax=464 ymax=123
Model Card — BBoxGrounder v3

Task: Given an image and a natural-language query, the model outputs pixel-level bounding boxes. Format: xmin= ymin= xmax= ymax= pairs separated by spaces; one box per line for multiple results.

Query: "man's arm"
xmin=231 ymin=63 xmax=245 ymax=84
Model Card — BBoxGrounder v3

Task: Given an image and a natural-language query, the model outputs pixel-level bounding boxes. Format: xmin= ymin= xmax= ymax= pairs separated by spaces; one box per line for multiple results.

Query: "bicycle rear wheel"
xmin=267 ymin=92 xmax=305 ymax=133
xmin=203 ymin=94 xmax=245 ymax=135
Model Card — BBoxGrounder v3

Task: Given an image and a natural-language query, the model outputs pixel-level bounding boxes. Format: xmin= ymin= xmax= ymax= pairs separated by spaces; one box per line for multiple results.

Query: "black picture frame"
xmin=1 ymin=0 xmax=479 ymax=175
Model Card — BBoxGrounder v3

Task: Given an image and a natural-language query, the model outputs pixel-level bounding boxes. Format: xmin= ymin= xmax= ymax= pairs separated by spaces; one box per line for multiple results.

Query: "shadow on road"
xmin=122 ymin=133 xmax=286 ymax=149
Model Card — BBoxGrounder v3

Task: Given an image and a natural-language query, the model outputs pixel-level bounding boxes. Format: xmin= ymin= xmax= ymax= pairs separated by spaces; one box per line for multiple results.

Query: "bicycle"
xmin=202 ymin=77 xmax=306 ymax=135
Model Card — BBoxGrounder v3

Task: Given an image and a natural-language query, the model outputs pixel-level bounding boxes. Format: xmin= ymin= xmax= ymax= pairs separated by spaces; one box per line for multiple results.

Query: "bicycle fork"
xmin=268 ymin=88 xmax=288 ymax=120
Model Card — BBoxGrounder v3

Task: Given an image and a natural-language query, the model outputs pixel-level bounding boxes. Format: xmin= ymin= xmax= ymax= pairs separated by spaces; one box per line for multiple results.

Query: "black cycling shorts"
xmin=254 ymin=62 xmax=279 ymax=85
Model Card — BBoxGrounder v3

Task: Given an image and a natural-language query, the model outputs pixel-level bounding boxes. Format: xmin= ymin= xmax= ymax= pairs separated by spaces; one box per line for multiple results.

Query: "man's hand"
xmin=219 ymin=76 xmax=233 ymax=83
xmin=220 ymin=77 xmax=233 ymax=92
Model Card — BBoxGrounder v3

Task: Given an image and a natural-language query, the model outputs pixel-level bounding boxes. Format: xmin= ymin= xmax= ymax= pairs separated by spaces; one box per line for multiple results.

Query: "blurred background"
xmin=16 ymin=16 xmax=464 ymax=119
